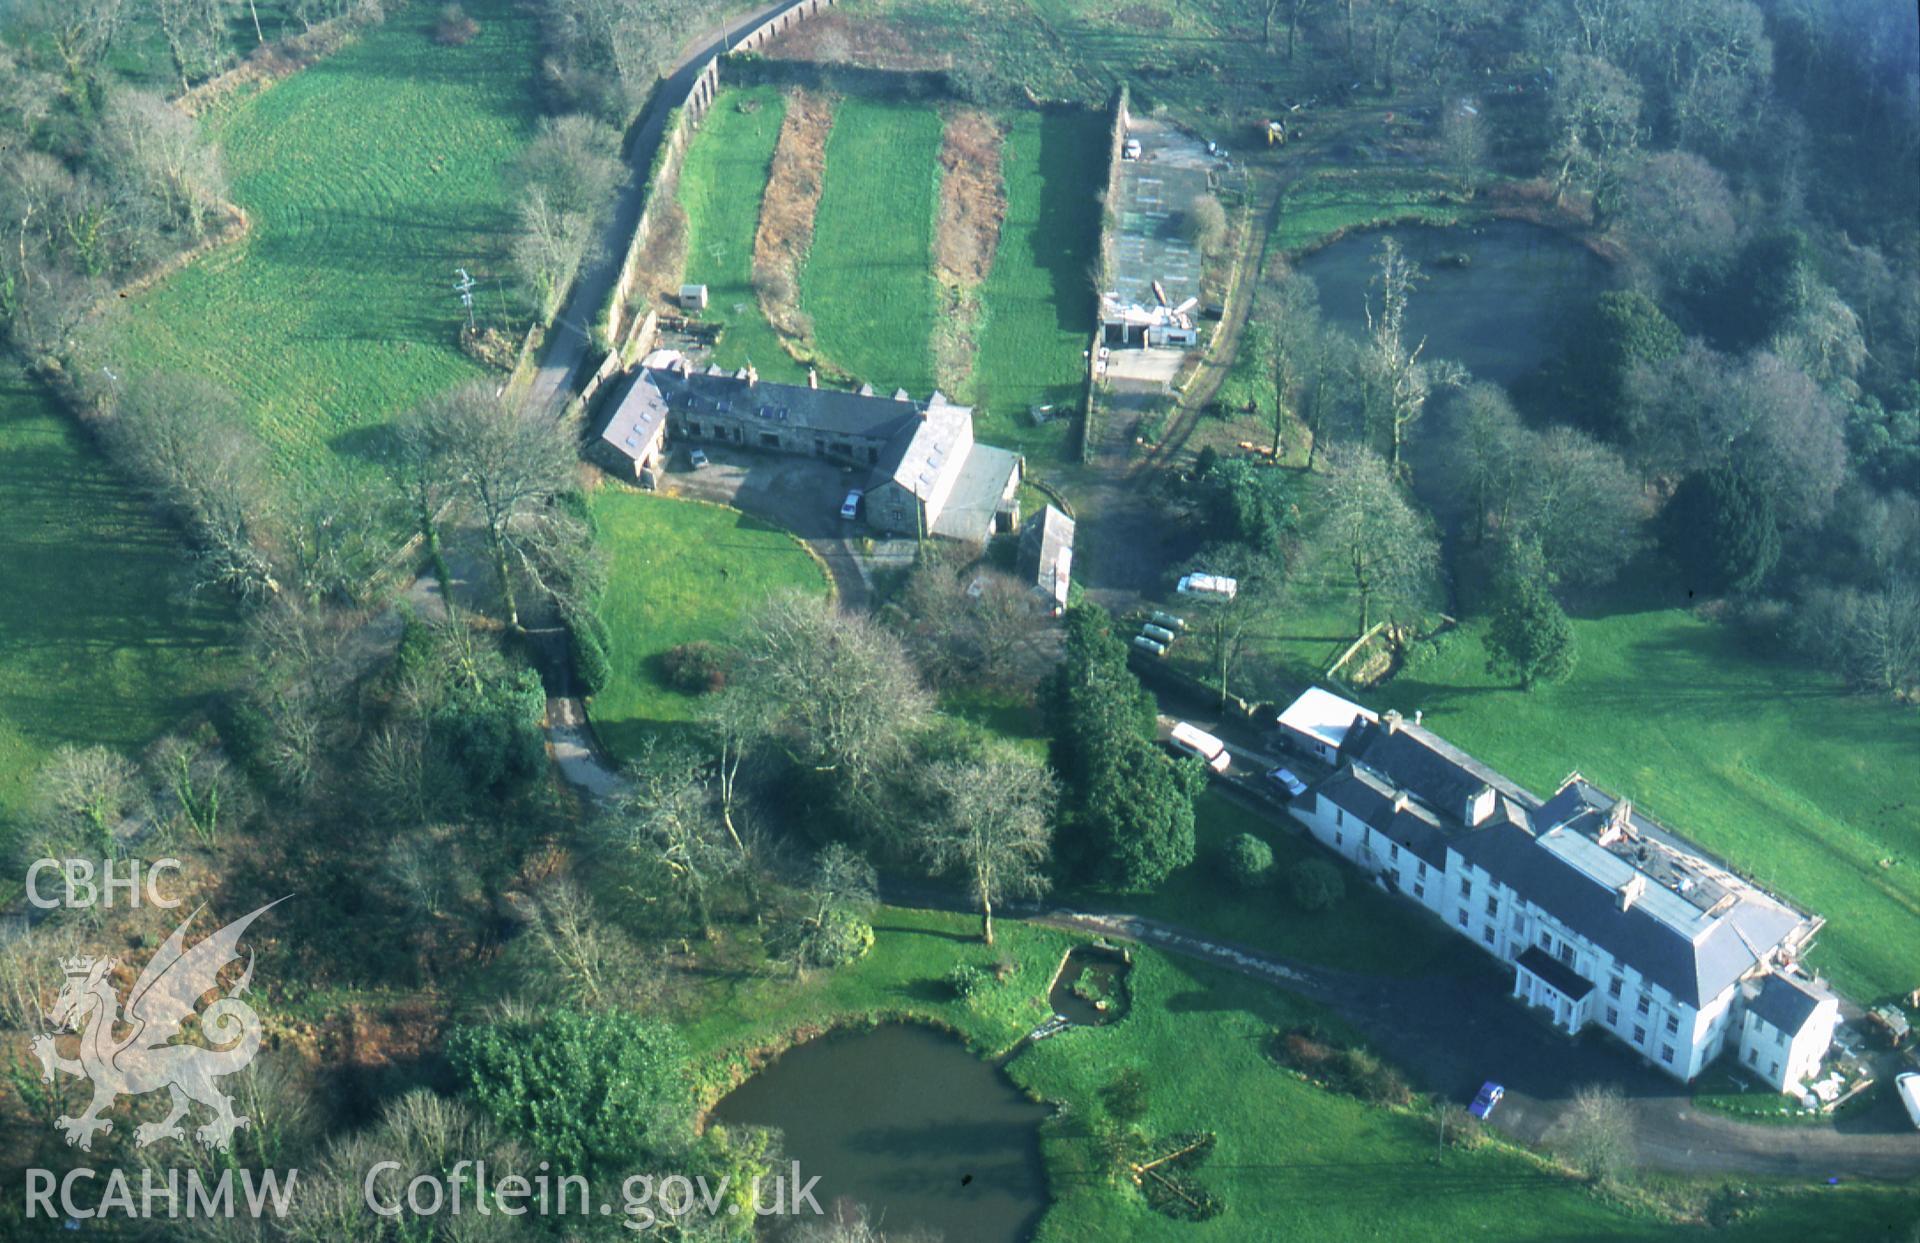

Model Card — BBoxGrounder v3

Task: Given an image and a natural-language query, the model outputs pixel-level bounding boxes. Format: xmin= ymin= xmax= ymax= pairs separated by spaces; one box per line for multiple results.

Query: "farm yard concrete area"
xmin=1108 ymin=118 xmax=1210 ymax=318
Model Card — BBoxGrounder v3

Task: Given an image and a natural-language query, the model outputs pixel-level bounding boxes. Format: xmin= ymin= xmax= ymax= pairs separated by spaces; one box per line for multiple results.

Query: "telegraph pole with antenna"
xmin=453 ymin=268 xmax=477 ymax=335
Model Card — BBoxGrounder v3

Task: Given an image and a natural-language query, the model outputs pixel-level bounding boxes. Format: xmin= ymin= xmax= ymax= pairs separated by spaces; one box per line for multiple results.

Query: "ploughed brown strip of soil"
xmin=753 ymin=89 xmax=835 ymax=340
xmin=935 ymin=108 xmax=1007 ymax=288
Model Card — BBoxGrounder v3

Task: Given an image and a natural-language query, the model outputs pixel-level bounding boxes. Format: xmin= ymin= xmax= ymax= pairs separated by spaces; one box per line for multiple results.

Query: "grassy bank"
xmin=100 ymin=0 xmax=542 ymax=498
xmin=0 ymin=375 xmax=236 ymax=832
xmin=802 ymin=98 xmax=945 ymax=395
xmin=585 ymin=490 xmax=828 ymax=761
xmin=675 ymin=85 xmax=807 ymax=383
xmin=968 ymin=108 xmax=1104 ymax=462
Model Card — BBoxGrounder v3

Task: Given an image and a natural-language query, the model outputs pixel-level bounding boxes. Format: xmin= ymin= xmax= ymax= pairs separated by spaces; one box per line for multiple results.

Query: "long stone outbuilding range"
xmin=596 ymin=355 xmax=1023 ymax=543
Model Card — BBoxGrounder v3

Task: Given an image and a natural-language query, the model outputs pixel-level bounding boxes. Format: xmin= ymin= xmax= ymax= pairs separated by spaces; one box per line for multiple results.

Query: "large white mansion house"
xmin=1278 ymin=689 xmax=1839 ymax=1091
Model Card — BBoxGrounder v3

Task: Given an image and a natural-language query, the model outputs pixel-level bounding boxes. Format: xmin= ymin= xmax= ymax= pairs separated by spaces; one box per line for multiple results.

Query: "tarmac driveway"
xmin=657 ymin=442 xmax=879 ymax=609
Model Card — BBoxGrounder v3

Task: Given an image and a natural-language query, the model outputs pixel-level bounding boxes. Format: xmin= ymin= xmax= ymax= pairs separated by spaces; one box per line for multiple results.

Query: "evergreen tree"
xmin=1662 ymin=466 xmax=1781 ymax=595
xmin=1483 ymin=544 xmax=1578 ymax=690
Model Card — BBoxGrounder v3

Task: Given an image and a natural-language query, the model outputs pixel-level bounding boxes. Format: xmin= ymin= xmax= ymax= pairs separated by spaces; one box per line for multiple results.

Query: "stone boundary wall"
xmin=1082 ymin=85 xmax=1130 ymax=463
xmin=598 ymin=0 xmax=840 ymax=348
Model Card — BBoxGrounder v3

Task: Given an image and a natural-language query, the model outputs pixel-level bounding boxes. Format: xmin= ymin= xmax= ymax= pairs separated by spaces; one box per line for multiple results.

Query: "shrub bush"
xmin=568 ymin=609 xmax=615 ymax=697
xmin=947 ymin=962 xmax=991 ymax=999
xmin=1287 ymin=858 xmax=1345 ymax=910
xmin=810 ymin=909 xmax=874 ymax=967
xmin=433 ymin=3 xmax=479 ymax=45
xmin=661 ymin=641 xmax=729 ymax=695
xmin=1223 ymin=832 xmax=1274 ymax=888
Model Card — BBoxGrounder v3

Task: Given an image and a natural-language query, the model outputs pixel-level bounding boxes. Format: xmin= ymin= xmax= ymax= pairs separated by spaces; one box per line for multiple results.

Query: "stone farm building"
xmin=1020 ymin=504 xmax=1075 ymax=616
xmin=1281 ymin=688 xmax=1836 ymax=1090
xmin=597 ymin=358 xmax=1022 ymax=543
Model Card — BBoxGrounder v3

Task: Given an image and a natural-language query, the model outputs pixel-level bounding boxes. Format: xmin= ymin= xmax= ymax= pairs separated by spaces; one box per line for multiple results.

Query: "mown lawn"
xmin=99 ymin=0 xmax=541 ymax=498
xmin=968 ymin=108 xmax=1104 ymax=463
xmin=675 ymin=85 xmax=808 ymax=384
xmin=1016 ymin=949 xmax=1913 ymax=1243
xmin=1370 ymin=602 xmax=1920 ymax=1007
xmin=802 ymin=98 xmax=944 ymax=396
xmin=1270 ymin=168 xmax=1469 ymax=257
xmin=586 ymin=489 xmax=828 ymax=762
xmin=680 ymin=907 xmax=1915 ymax=1241
xmin=1106 ymin=790 xmax=1480 ymax=977
xmin=0 ymin=374 xmax=236 ymax=837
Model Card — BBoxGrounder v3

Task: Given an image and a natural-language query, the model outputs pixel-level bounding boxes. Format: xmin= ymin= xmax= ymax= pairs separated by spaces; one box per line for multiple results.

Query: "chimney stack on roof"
xmin=746 ymin=364 xmax=759 ymax=388
xmin=1383 ymin=709 xmax=1403 ymax=735
xmin=808 ymin=367 xmax=818 ymax=389
xmin=1617 ymin=873 xmax=1647 ymax=912
xmin=1413 ymin=709 xmax=1423 ymax=726
xmin=1391 ymin=790 xmax=1410 ymax=813
xmin=1605 ymin=799 xmax=1635 ymax=845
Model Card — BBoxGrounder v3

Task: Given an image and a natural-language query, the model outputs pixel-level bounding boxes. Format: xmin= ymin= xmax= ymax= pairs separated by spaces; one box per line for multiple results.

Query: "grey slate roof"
xmin=1341 ymin=716 xmax=1540 ymax=822
xmin=1316 ymin=764 xmax=1453 ymax=870
xmin=1516 ymin=944 xmax=1596 ymax=1001
xmin=1454 ymin=823 xmax=1802 ymax=1008
xmin=1310 ymin=714 xmax=1821 ymax=1013
xmin=597 ymin=369 xmax=669 ymax=464
xmin=929 ymin=444 xmax=1021 ymax=543
xmin=1749 ymin=973 xmax=1830 ymax=1036
xmin=646 ymin=365 xmax=939 ymax=442
xmin=1021 ymin=505 xmax=1076 ymax=606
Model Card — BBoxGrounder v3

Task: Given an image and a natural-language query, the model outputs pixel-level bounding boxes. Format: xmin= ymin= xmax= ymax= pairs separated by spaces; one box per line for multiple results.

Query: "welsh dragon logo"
xmin=31 ymin=900 xmax=282 ymax=1153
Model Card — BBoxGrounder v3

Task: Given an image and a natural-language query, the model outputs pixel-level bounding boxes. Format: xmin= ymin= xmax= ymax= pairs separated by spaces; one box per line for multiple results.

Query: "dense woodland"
xmin=1190 ymin=0 xmax=1920 ymax=699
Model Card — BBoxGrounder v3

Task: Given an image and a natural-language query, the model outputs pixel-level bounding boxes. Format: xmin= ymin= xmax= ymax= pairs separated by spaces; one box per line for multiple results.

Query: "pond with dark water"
xmin=1296 ymin=218 xmax=1610 ymax=385
xmin=709 ymin=1024 xmax=1050 ymax=1242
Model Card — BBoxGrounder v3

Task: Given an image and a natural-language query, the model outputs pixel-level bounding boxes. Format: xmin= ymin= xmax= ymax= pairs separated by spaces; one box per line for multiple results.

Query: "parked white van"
xmin=1177 ymin=572 xmax=1238 ymax=601
xmin=1169 ymin=721 xmax=1232 ymax=773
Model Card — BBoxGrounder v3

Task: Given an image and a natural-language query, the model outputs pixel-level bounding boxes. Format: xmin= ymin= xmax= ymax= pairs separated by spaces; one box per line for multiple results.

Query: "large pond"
xmin=1296 ymin=218 xmax=1610 ymax=385
xmin=709 ymin=1024 xmax=1050 ymax=1242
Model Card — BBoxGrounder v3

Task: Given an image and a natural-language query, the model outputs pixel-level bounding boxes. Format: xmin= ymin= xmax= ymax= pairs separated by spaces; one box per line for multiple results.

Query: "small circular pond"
xmin=1296 ymin=217 xmax=1610 ymax=385
xmin=709 ymin=1024 xmax=1049 ymax=1242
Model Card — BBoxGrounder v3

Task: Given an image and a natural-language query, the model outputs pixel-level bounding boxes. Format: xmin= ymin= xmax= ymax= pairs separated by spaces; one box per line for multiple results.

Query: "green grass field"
xmin=98 ymin=0 xmax=541 ymax=498
xmin=0 ymin=374 xmax=236 ymax=833
xmin=1270 ymin=168 xmax=1468 ymax=256
xmin=680 ymin=906 xmax=1916 ymax=1241
xmin=967 ymin=108 xmax=1104 ymax=462
xmin=675 ymin=86 xmax=808 ymax=384
xmin=802 ymin=98 xmax=945 ymax=397
xmin=1106 ymin=790 xmax=1480 ymax=977
xmin=1367 ymin=601 xmax=1920 ymax=1007
xmin=586 ymin=489 xmax=828 ymax=762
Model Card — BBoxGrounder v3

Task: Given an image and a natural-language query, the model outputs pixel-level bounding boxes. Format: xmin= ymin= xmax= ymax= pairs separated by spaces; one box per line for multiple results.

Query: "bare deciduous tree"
xmin=510 ymin=186 xmax=594 ymax=323
xmin=734 ymin=592 xmax=933 ymax=829
xmin=1357 ymin=236 xmax=1463 ymax=472
xmin=599 ymin=741 xmax=736 ymax=937
xmin=1558 ymin=1084 xmax=1636 ymax=1186
xmin=428 ymin=382 xmax=588 ymax=629
xmin=100 ymin=89 xmax=228 ymax=238
xmin=106 ymin=372 xmax=282 ymax=602
xmin=520 ymin=879 xmax=655 ymax=1011
xmin=1309 ymin=444 xmax=1440 ymax=634
xmin=21 ymin=745 xmax=148 ymax=862
xmin=924 ymin=744 xmax=1056 ymax=945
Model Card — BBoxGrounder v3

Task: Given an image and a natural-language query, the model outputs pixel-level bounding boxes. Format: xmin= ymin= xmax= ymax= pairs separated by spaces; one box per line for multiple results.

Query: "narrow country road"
xmin=521 ymin=0 xmax=818 ymax=419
